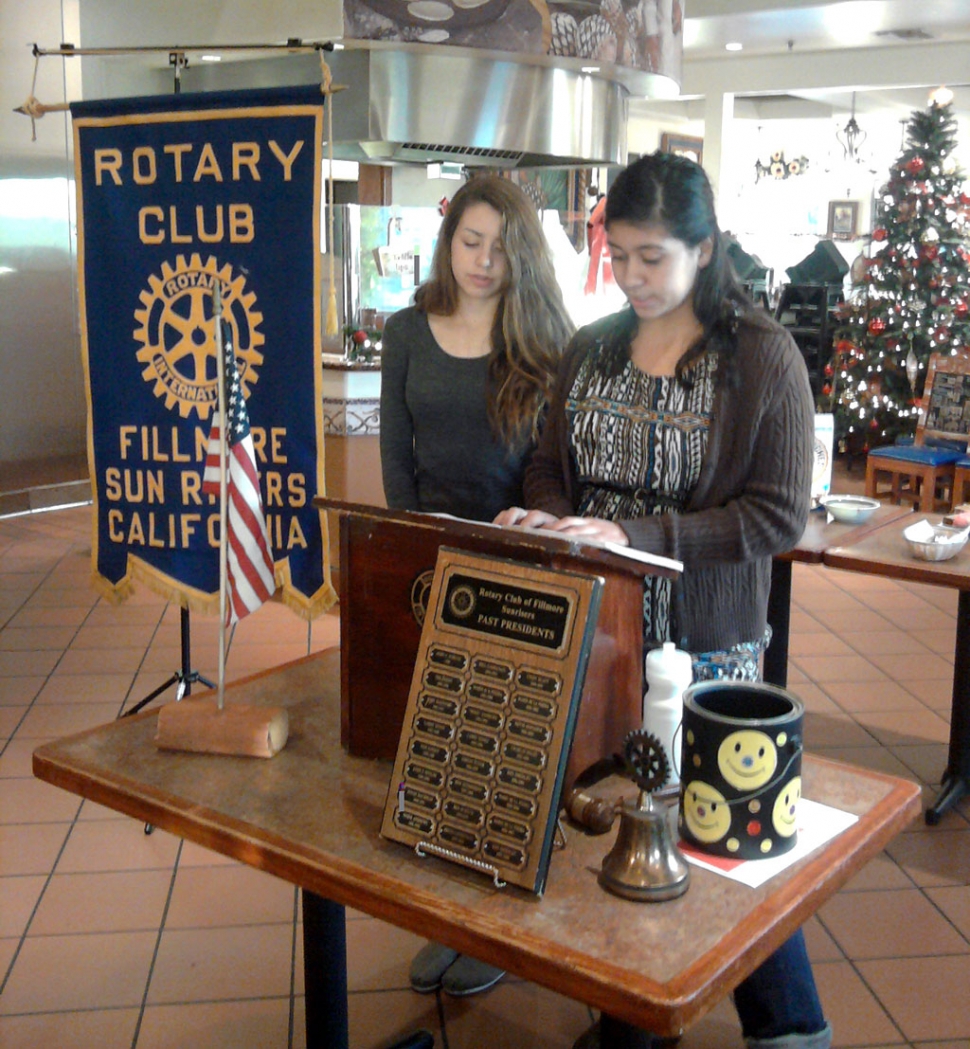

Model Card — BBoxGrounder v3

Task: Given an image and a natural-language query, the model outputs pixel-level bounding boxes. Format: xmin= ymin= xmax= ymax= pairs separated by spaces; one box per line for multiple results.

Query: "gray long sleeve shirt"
xmin=379 ymin=307 xmax=530 ymax=522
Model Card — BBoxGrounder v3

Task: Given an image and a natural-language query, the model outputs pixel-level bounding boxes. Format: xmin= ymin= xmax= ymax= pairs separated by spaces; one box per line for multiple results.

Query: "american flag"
xmin=202 ymin=322 xmax=276 ymax=624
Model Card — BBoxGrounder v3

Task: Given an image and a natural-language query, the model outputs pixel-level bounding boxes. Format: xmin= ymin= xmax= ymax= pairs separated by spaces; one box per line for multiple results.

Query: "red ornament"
xmin=824 ymin=363 xmax=834 ymax=377
xmin=870 ymin=418 xmax=879 ymax=430
xmin=351 ymin=329 xmax=368 ymax=344
xmin=935 ymin=327 xmax=950 ymax=342
xmin=872 ymin=227 xmax=888 ymax=241
xmin=822 ymin=384 xmax=832 ymax=396
xmin=955 ymin=302 xmax=969 ymax=319
xmin=868 ymin=318 xmax=887 ymax=335
xmin=835 ymin=339 xmax=855 ymax=355
xmin=921 ymin=245 xmax=939 ymax=262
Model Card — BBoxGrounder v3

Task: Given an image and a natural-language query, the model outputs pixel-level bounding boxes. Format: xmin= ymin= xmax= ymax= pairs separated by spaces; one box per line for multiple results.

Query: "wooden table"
xmin=764 ymin=503 xmax=914 ymax=687
xmin=824 ymin=513 xmax=970 ymax=824
xmin=33 ymin=650 xmax=919 ymax=1048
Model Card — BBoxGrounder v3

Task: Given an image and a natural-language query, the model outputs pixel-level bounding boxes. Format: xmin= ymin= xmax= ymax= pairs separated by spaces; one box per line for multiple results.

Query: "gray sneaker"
xmin=409 ymin=942 xmax=458 ymax=994
xmin=440 ymin=954 xmax=506 ymax=997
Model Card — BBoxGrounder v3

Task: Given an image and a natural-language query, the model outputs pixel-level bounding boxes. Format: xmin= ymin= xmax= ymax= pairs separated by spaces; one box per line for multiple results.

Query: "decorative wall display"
xmin=343 ymin=0 xmax=683 ymax=75
xmin=71 ymin=86 xmax=337 ymax=620
xmin=381 ymin=547 xmax=603 ymax=894
xmin=754 ymin=151 xmax=810 ymax=182
xmin=661 ymin=132 xmax=703 ymax=166
xmin=827 ymin=200 xmax=860 ymax=239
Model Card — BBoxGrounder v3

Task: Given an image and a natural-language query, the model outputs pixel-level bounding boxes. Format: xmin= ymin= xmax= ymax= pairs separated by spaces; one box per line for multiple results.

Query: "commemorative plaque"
xmin=380 ymin=547 xmax=603 ymax=894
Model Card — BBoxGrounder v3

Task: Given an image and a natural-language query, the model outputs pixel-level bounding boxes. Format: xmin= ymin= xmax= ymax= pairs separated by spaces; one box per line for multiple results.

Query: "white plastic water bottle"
xmin=643 ymin=642 xmax=693 ymax=788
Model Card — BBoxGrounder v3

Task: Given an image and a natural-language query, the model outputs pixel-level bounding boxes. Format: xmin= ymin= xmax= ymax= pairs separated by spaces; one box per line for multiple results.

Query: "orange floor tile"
xmin=1 ymin=501 xmax=968 ymax=1048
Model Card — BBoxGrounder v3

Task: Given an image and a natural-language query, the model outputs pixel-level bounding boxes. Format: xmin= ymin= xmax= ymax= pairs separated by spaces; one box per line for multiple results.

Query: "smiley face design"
xmin=772 ymin=776 xmax=802 ymax=838
xmin=717 ymin=730 xmax=777 ymax=790
xmin=682 ymin=781 xmax=731 ymax=843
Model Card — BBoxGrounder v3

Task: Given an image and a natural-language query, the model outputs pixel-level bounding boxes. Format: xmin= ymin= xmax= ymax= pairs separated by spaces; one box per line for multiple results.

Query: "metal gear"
xmin=622 ymin=729 xmax=670 ymax=794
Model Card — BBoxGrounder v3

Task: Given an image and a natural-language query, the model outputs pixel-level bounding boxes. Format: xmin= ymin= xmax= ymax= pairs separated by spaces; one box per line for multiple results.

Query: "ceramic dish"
xmin=819 ymin=495 xmax=881 ymax=525
xmin=902 ymin=519 xmax=970 ymax=562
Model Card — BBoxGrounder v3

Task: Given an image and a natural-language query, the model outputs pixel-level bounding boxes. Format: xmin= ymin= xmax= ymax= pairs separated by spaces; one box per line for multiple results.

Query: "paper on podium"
xmin=424 ymin=512 xmax=683 ymax=575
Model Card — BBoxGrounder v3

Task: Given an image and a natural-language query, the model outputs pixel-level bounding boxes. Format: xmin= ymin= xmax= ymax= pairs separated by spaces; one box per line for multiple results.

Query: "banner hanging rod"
xmin=32 ymin=40 xmax=336 ymax=59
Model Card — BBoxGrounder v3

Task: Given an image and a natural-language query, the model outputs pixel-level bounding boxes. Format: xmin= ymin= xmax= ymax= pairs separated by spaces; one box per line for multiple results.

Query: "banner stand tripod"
xmin=123 ymin=606 xmax=215 ymax=718
xmin=123 ymin=606 xmax=216 ymax=835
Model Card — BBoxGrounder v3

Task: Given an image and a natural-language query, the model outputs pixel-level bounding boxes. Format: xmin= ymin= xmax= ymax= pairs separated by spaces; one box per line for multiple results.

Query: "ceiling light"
xmin=725 ymin=41 xmax=743 ymax=52
xmin=200 ymin=54 xmax=221 ymax=62
xmin=581 ymin=65 xmax=600 ymax=74
xmin=837 ymin=92 xmax=867 ymax=163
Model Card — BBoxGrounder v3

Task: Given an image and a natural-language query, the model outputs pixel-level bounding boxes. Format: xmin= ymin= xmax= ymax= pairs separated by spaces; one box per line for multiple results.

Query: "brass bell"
xmin=598 ymin=790 xmax=690 ymax=902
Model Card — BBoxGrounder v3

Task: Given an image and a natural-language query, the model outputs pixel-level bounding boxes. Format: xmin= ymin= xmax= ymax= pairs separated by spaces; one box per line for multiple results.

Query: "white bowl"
xmin=903 ymin=520 xmax=970 ymax=562
xmin=819 ymin=495 xmax=882 ymax=525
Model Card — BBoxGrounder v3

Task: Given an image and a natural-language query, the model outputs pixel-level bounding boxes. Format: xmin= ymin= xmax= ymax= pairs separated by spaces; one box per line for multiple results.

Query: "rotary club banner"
xmin=72 ymin=85 xmax=336 ymax=619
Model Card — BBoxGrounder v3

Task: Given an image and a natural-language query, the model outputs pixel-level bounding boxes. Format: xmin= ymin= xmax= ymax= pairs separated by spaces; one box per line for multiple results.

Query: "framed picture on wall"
xmin=660 ymin=133 xmax=703 ymax=166
xmin=827 ymin=200 xmax=859 ymax=239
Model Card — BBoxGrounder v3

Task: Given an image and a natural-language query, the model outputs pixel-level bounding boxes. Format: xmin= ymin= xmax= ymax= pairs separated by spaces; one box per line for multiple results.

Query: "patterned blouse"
xmin=567 ymin=347 xmax=766 ymax=682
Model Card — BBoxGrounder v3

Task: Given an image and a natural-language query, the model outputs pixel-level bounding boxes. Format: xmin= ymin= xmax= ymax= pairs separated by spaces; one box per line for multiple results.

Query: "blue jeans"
xmin=733 ymin=930 xmax=828 ymax=1042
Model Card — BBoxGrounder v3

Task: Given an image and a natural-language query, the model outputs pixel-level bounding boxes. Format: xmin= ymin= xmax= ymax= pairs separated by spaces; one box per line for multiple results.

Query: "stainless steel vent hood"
xmin=182 ymin=46 xmax=676 ymax=168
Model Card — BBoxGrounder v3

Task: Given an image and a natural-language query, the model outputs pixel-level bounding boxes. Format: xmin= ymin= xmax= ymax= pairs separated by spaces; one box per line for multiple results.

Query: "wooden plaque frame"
xmin=380 ymin=548 xmax=603 ymax=893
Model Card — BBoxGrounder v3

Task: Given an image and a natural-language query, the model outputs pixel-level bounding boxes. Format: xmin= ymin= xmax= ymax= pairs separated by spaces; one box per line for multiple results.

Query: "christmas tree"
xmin=824 ymin=92 xmax=970 ymax=451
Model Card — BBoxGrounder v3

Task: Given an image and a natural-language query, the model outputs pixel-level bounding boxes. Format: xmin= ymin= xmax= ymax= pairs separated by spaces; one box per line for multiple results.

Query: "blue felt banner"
xmin=72 ymin=85 xmax=335 ymax=619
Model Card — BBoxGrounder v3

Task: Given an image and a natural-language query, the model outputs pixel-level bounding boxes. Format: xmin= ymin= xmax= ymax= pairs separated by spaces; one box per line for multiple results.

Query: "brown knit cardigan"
xmin=523 ymin=308 xmax=814 ymax=654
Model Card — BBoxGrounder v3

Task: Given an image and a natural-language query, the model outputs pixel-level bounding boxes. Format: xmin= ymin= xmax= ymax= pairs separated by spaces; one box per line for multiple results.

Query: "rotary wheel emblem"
xmin=133 ymin=253 xmax=265 ymax=420
xmin=622 ymin=729 xmax=670 ymax=794
xmin=410 ymin=570 xmax=435 ymax=626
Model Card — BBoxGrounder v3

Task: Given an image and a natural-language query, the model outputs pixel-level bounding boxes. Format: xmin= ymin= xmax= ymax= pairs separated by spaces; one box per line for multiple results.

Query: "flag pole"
xmin=214 ymin=283 xmax=228 ymax=712
xmin=153 ymin=280 xmax=289 ymax=758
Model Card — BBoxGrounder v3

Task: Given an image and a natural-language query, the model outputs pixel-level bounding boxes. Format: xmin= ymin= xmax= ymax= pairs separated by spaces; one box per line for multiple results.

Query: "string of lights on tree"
xmin=821 ymin=90 xmax=970 ymax=451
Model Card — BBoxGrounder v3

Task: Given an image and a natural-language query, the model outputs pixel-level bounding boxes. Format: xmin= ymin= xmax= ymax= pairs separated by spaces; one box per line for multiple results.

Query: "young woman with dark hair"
xmin=496 ymin=151 xmax=832 ymax=1049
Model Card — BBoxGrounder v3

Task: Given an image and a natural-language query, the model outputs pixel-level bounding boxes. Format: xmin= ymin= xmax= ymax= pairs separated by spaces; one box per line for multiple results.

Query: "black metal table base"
xmin=764 ymin=558 xmax=793 ymax=689
xmin=301 ymin=890 xmax=435 ymax=1049
xmin=600 ymin=1014 xmax=666 ymax=1048
xmin=926 ymin=590 xmax=970 ymax=824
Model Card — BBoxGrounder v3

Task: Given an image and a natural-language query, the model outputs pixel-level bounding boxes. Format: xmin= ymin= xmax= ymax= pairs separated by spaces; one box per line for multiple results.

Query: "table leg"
xmin=302 ymin=890 xmax=349 ymax=1049
xmin=926 ymin=590 xmax=970 ymax=825
xmin=764 ymin=559 xmax=792 ymax=688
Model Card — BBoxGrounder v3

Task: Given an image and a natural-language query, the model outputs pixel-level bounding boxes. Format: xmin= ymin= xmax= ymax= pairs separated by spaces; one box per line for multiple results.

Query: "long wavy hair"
xmin=415 ymin=175 xmax=574 ymax=450
xmin=601 ymin=151 xmax=752 ymax=380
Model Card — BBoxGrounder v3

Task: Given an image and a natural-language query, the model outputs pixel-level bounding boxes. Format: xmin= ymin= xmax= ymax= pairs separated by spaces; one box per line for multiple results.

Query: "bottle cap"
xmin=645 ymin=641 xmax=692 ymax=674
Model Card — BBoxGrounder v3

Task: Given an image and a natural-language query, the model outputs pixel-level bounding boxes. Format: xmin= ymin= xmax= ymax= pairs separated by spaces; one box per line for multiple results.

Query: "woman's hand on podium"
xmin=493 ymin=506 xmax=559 ymax=528
xmin=492 ymin=508 xmax=630 ymax=547
xmin=541 ymin=516 xmax=630 ymax=545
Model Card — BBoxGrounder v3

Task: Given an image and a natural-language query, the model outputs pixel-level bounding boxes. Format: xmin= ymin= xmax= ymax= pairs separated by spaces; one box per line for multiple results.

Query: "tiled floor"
xmin=1 ymin=500 xmax=969 ymax=1049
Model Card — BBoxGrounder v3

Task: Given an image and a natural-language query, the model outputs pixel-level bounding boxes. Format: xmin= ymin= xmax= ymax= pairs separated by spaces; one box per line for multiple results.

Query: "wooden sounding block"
xmin=316 ymin=499 xmax=682 ymax=791
xmin=155 ymin=697 xmax=289 ymax=758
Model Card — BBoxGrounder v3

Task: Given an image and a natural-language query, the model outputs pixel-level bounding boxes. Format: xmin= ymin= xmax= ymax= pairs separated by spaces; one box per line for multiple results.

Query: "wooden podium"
xmin=317 ymin=500 xmax=682 ymax=790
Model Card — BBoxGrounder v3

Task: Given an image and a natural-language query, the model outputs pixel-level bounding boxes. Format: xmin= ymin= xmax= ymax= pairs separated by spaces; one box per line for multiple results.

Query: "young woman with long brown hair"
xmin=380 ymin=173 xmax=574 ymax=524
xmin=380 ymin=173 xmax=574 ymax=997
